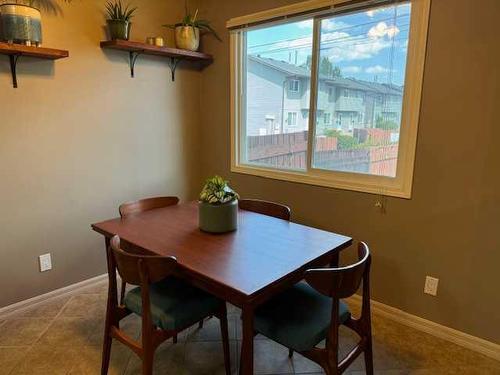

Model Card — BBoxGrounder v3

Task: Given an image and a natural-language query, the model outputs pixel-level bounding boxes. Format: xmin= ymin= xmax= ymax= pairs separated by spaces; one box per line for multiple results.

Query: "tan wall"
xmin=199 ymin=0 xmax=500 ymax=343
xmin=0 ymin=0 xmax=201 ymax=307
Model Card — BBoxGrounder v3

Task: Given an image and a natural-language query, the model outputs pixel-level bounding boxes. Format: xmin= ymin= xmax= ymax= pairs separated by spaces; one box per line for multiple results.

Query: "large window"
xmin=229 ymin=0 xmax=430 ymax=198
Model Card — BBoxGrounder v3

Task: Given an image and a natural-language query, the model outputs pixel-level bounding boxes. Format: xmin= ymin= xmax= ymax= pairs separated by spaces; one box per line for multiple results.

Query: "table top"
xmin=92 ymin=202 xmax=352 ymax=300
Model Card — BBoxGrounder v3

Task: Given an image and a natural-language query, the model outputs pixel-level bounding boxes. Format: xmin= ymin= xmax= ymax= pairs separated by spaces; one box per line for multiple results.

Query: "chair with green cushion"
xmin=118 ymin=196 xmax=204 ymax=342
xmin=254 ymin=242 xmax=373 ymax=375
xmin=101 ymin=235 xmax=231 ymax=375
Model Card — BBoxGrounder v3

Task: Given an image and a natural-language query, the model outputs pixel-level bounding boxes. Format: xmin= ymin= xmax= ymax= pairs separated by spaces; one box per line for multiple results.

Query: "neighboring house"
xmin=246 ymin=55 xmax=404 ymax=136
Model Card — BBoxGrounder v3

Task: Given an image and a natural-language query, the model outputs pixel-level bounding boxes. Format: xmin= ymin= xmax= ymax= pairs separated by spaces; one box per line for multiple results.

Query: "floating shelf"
xmin=0 ymin=42 xmax=69 ymax=88
xmin=100 ymin=39 xmax=213 ymax=81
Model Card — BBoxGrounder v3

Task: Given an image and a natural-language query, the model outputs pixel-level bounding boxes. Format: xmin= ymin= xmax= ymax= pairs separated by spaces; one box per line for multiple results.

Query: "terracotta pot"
xmin=0 ymin=4 xmax=42 ymax=45
xmin=174 ymin=25 xmax=200 ymax=51
xmin=107 ymin=20 xmax=131 ymax=40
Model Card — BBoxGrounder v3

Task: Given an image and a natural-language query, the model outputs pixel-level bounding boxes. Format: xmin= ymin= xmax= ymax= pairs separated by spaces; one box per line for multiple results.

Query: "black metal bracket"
xmin=9 ymin=54 xmax=21 ymax=88
xmin=128 ymin=52 xmax=182 ymax=82
xmin=129 ymin=51 xmax=142 ymax=78
xmin=168 ymin=57 xmax=182 ymax=82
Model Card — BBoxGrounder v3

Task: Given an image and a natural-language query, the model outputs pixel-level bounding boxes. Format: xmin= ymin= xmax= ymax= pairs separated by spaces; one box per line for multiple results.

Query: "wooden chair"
xmin=238 ymin=199 xmax=291 ymax=221
xmin=253 ymin=242 xmax=373 ymax=375
xmin=102 ymin=235 xmax=231 ymax=375
xmin=118 ymin=197 xmax=179 ymax=314
xmin=119 ymin=196 xmax=179 ymax=218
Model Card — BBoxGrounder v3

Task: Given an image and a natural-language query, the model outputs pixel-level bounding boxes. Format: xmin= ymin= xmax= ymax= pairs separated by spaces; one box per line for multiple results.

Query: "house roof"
xmin=249 ymin=55 xmax=403 ymax=96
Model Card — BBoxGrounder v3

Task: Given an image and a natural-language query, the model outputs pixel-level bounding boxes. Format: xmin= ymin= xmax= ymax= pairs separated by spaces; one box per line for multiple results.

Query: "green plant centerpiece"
xmin=0 ymin=0 xmax=76 ymax=46
xmin=163 ymin=2 xmax=221 ymax=51
xmin=198 ymin=176 xmax=239 ymax=234
xmin=104 ymin=0 xmax=136 ymax=41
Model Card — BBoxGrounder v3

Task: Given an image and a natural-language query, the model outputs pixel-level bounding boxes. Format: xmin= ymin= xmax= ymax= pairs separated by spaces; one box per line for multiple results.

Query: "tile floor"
xmin=0 ymin=281 xmax=499 ymax=374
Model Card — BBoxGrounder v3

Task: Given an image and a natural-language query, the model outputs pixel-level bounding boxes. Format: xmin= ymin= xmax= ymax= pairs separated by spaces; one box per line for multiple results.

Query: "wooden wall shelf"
xmin=0 ymin=42 xmax=69 ymax=88
xmin=100 ymin=39 xmax=213 ymax=81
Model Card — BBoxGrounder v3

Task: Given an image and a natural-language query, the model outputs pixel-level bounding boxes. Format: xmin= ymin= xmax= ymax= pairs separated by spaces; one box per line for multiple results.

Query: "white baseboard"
xmin=0 ymin=274 xmax=108 ymax=319
xmin=1 ymin=275 xmax=499 ymax=363
xmin=348 ymin=295 xmax=500 ymax=362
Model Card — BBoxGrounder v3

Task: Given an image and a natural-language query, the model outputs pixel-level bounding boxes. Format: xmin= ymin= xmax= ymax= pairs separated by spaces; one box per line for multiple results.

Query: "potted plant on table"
xmin=104 ymin=0 xmax=136 ymax=41
xmin=199 ymin=176 xmax=239 ymax=234
xmin=163 ymin=2 xmax=221 ymax=52
xmin=0 ymin=0 xmax=75 ymax=46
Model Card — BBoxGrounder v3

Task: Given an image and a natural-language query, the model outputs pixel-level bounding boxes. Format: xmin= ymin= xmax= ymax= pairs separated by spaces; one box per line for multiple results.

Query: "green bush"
xmin=324 ymin=129 xmax=359 ymax=150
xmin=375 ymin=116 xmax=399 ymax=131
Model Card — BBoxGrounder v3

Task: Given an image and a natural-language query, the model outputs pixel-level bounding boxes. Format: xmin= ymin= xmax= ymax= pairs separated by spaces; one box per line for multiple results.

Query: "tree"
xmin=375 ymin=115 xmax=399 ymax=131
xmin=303 ymin=56 xmax=342 ymax=78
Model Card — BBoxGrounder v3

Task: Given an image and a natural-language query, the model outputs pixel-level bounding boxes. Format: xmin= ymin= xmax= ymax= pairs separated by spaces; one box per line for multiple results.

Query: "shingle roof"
xmin=249 ymin=55 xmax=403 ymax=96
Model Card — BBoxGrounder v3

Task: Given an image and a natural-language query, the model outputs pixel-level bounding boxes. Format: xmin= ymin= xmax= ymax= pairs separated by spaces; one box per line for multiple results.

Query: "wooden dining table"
xmin=92 ymin=201 xmax=352 ymax=374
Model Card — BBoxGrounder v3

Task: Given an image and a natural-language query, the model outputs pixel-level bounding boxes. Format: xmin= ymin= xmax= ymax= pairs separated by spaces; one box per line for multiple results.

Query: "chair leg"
xmin=219 ymin=305 xmax=232 ymax=375
xmin=364 ymin=335 xmax=374 ymax=375
xmin=199 ymin=319 xmax=204 ymax=328
xmin=288 ymin=348 xmax=294 ymax=358
xmin=142 ymin=350 xmax=154 ymax=375
xmin=101 ymin=327 xmax=112 ymax=375
xmin=120 ymin=280 xmax=127 ymax=305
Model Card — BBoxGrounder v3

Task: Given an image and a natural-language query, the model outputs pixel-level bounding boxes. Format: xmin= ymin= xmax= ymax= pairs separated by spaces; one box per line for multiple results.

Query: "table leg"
xmin=240 ymin=306 xmax=254 ymax=375
xmin=330 ymin=252 xmax=340 ymax=268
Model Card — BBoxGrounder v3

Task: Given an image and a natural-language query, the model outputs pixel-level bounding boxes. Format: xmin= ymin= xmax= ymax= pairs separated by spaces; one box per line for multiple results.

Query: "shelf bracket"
xmin=9 ymin=54 xmax=21 ymax=88
xmin=168 ymin=57 xmax=182 ymax=82
xmin=129 ymin=51 xmax=142 ymax=78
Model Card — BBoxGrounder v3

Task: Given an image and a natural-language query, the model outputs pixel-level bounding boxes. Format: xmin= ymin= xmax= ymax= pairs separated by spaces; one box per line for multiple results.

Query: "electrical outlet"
xmin=424 ymin=276 xmax=439 ymax=296
xmin=39 ymin=253 xmax=52 ymax=272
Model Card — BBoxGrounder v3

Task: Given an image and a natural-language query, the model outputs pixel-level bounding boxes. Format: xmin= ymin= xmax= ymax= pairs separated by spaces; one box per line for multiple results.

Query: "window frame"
xmin=287 ymin=111 xmax=298 ymax=127
xmin=229 ymin=0 xmax=431 ymax=199
xmin=288 ymin=79 xmax=300 ymax=93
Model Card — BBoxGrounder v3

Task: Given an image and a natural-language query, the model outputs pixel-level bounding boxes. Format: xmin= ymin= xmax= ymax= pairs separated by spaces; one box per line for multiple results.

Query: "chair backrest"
xmin=239 ymin=199 xmax=291 ymax=221
xmin=119 ymin=196 xmax=179 ymax=218
xmin=305 ymin=242 xmax=371 ymax=299
xmin=109 ymin=235 xmax=177 ymax=285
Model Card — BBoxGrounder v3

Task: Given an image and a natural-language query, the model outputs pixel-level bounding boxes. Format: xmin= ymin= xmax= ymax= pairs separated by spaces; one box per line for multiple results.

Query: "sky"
xmin=247 ymin=3 xmax=411 ymax=86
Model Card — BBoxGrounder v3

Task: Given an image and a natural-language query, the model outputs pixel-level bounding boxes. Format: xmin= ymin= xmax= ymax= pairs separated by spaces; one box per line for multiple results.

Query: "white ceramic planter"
xmin=174 ymin=26 xmax=200 ymax=51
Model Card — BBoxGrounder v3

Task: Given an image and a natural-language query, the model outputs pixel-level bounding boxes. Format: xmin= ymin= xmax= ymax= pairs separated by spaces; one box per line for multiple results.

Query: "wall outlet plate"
xmin=424 ymin=276 xmax=439 ymax=296
xmin=39 ymin=253 xmax=52 ymax=272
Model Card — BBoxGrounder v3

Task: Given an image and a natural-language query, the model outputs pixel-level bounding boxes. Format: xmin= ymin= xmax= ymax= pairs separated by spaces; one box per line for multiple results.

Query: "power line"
xmin=248 ymin=13 xmax=410 ymax=51
xmin=249 ymin=27 xmax=409 ymax=57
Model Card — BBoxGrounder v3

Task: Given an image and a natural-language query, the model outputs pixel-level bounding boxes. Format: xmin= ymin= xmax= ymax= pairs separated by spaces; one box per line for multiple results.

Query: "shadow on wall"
xmin=0 ymin=57 xmax=55 ymax=84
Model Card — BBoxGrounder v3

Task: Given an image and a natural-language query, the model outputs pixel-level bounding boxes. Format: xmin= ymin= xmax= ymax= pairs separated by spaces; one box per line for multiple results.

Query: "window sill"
xmin=231 ymin=163 xmax=412 ymax=199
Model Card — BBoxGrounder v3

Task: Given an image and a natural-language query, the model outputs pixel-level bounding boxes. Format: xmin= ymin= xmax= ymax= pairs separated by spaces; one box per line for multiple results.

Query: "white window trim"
xmin=229 ymin=0 xmax=431 ymax=199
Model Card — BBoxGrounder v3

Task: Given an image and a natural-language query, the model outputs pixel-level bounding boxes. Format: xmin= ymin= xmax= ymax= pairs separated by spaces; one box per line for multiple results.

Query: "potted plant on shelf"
xmin=163 ymin=3 xmax=221 ymax=52
xmin=0 ymin=0 xmax=75 ymax=46
xmin=199 ymin=176 xmax=239 ymax=234
xmin=105 ymin=0 xmax=136 ymax=41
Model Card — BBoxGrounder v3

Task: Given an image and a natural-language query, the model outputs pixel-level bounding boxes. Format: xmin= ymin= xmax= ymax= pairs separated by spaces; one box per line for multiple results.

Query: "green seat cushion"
xmin=254 ymin=282 xmax=351 ymax=352
xmin=124 ymin=277 xmax=221 ymax=331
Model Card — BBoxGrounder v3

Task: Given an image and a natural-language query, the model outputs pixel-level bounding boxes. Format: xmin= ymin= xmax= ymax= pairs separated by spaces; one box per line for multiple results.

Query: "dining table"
xmin=92 ymin=201 xmax=352 ymax=374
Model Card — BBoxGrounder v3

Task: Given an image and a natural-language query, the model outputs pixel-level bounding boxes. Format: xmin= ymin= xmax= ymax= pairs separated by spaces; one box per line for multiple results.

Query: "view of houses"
xmin=244 ymin=55 xmax=404 ymax=177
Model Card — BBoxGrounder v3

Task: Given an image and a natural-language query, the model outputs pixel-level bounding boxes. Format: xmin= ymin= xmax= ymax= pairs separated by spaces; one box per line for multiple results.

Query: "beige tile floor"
xmin=1 ymin=282 xmax=499 ymax=375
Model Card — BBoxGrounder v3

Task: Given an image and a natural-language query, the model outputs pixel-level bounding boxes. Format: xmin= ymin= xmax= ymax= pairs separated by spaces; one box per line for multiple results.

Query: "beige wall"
xmin=199 ymin=0 xmax=500 ymax=343
xmin=0 ymin=0 xmax=201 ymax=307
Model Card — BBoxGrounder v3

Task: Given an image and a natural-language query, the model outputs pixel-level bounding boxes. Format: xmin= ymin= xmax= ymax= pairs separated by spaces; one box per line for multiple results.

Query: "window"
xmin=289 ymin=79 xmax=300 ymax=93
xmin=324 ymin=112 xmax=331 ymax=125
xmin=287 ymin=112 xmax=298 ymax=127
xmin=229 ymin=0 xmax=430 ymax=198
